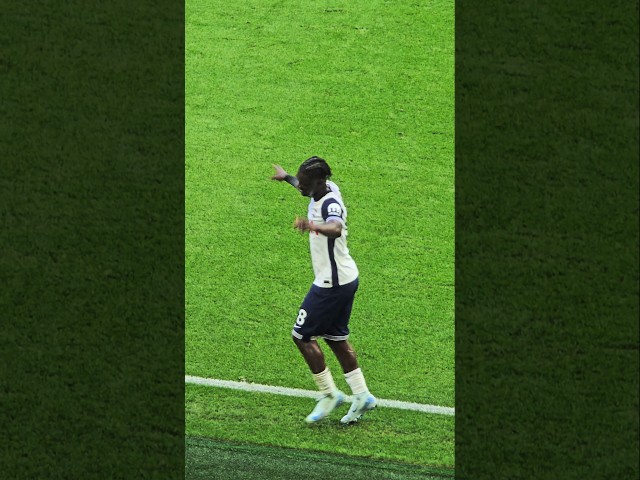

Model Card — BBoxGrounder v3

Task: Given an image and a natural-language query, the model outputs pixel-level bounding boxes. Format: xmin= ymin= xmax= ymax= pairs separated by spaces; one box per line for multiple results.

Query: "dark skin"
xmin=294 ymin=337 xmax=359 ymax=375
xmin=271 ymin=163 xmax=359 ymax=375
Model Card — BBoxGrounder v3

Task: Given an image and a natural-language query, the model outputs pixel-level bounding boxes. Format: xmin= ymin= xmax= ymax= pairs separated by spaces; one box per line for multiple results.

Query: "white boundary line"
xmin=185 ymin=375 xmax=455 ymax=416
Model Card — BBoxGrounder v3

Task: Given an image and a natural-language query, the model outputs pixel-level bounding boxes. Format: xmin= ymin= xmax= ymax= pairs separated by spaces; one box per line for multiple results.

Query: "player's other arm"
xmin=271 ymin=164 xmax=299 ymax=189
xmin=294 ymin=217 xmax=342 ymax=238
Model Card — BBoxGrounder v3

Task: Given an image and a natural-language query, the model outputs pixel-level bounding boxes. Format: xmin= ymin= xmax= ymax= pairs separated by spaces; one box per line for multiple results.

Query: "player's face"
xmin=296 ymin=171 xmax=315 ymax=197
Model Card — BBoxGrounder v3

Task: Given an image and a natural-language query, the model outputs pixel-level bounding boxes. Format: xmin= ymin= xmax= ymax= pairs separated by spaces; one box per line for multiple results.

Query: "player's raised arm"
xmin=271 ymin=164 xmax=299 ymax=189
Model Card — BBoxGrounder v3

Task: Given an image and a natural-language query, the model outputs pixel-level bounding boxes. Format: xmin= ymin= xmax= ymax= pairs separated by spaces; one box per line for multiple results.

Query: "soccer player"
xmin=271 ymin=156 xmax=377 ymax=424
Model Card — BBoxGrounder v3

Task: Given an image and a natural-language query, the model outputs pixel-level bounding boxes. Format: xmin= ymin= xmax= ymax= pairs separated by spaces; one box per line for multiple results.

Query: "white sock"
xmin=313 ymin=367 xmax=338 ymax=396
xmin=344 ymin=368 xmax=369 ymax=396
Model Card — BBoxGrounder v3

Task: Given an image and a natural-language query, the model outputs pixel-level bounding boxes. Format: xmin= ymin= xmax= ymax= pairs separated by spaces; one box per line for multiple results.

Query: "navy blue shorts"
xmin=291 ymin=278 xmax=359 ymax=342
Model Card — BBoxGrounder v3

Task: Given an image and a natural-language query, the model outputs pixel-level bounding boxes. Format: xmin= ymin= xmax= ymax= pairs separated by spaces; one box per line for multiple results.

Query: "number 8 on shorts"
xmin=296 ymin=309 xmax=307 ymax=326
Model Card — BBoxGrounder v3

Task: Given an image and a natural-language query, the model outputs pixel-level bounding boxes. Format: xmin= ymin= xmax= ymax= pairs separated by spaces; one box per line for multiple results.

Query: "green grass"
xmin=186 ymin=437 xmax=454 ymax=480
xmin=186 ymin=385 xmax=454 ymax=467
xmin=186 ymin=0 xmax=454 ymax=473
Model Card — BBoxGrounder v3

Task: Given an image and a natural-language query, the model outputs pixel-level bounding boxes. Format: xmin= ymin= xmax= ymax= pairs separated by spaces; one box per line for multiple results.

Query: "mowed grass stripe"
xmin=185 ymin=375 xmax=454 ymax=415
xmin=186 ymin=436 xmax=455 ymax=480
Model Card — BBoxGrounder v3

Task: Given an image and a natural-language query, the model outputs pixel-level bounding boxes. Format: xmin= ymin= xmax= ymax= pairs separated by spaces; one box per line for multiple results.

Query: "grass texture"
xmin=186 ymin=436 xmax=454 ymax=479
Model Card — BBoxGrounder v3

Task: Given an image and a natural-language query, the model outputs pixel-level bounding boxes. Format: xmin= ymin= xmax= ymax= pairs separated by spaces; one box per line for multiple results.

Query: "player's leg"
xmin=292 ymin=286 xmax=345 ymax=423
xmin=292 ymin=336 xmax=345 ymax=423
xmin=323 ymin=338 xmax=358 ymax=373
xmin=322 ymin=278 xmax=377 ymax=424
xmin=325 ymin=339 xmax=377 ymax=424
xmin=292 ymin=336 xmax=326 ymax=374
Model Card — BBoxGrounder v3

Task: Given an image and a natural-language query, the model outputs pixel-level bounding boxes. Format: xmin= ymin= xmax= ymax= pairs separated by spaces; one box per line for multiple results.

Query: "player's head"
xmin=296 ymin=156 xmax=332 ymax=197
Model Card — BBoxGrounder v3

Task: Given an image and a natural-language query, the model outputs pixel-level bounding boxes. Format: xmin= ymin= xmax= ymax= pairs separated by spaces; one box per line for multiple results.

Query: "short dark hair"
xmin=299 ymin=156 xmax=332 ymax=180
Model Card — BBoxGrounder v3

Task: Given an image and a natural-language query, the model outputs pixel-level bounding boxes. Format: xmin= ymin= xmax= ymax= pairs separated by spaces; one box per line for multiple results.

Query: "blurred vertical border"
xmin=456 ymin=1 xmax=639 ymax=479
xmin=0 ymin=1 xmax=184 ymax=478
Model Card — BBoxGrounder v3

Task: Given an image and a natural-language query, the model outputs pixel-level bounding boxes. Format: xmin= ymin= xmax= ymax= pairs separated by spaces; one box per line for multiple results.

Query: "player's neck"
xmin=312 ymin=183 xmax=330 ymax=201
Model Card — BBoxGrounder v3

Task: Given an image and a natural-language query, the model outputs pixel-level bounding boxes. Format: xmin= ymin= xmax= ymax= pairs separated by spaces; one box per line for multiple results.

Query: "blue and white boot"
xmin=305 ymin=391 xmax=346 ymax=423
xmin=340 ymin=392 xmax=377 ymax=424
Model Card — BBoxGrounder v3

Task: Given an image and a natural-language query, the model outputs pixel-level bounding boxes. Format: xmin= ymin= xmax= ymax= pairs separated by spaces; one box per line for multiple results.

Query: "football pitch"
xmin=186 ymin=0 xmax=454 ymax=477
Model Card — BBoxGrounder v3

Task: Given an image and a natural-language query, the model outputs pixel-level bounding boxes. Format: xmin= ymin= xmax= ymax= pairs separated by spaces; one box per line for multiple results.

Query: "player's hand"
xmin=294 ymin=216 xmax=313 ymax=233
xmin=271 ymin=164 xmax=288 ymax=181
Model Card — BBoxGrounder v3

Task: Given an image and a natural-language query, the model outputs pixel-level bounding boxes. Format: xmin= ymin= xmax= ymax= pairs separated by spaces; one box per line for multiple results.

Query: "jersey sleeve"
xmin=321 ymin=198 xmax=345 ymax=224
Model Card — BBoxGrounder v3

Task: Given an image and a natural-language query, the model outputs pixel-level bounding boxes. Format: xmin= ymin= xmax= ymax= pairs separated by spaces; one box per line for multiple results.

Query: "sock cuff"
xmin=313 ymin=367 xmax=330 ymax=379
xmin=344 ymin=367 xmax=362 ymax=379
xmin=344 ymin=367 xmax=368 ymax=395
xmin=312 ymin=367 xmax=337 ymax=395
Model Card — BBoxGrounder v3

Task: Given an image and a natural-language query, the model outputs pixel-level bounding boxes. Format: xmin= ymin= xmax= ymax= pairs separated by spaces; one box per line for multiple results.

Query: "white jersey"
xmin=307 ymin=181 xmax=359 ymax=288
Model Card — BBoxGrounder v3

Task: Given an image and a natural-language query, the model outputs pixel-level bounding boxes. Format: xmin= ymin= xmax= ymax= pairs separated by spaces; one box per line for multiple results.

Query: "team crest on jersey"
xmin=327 ymin=203 xmax=342 ymax=217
